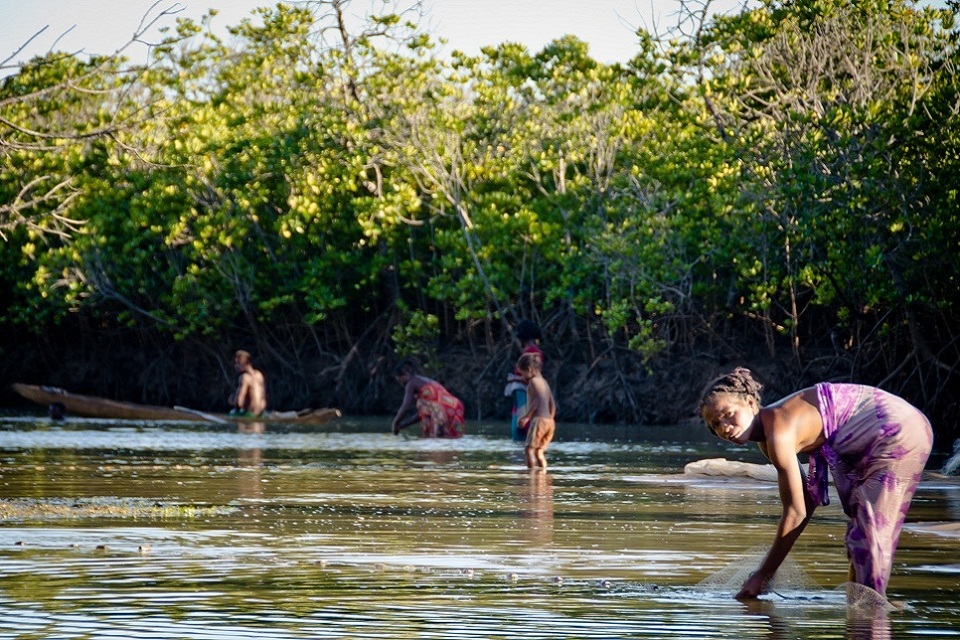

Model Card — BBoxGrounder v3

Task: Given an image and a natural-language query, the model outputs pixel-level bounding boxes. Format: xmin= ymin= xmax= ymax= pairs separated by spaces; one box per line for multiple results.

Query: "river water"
xmin=0 ymin=415 xmax=957 ymax=639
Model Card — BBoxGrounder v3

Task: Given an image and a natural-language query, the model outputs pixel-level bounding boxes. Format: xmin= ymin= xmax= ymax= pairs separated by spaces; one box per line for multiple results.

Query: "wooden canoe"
xmin=10 ymin=383 xmax=341 ymax=425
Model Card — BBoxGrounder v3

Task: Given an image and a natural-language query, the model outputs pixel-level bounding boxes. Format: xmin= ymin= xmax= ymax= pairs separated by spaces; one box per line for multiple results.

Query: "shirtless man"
xmin=229 ymin=350 xmax=267 ymax=416
xmin=516 ymin=352 xmax=556 ymax=470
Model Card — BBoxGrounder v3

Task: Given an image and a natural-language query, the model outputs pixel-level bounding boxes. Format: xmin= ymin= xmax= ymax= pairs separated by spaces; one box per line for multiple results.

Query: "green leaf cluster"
xmin=1 ymin=0 xmax=957 ymax=405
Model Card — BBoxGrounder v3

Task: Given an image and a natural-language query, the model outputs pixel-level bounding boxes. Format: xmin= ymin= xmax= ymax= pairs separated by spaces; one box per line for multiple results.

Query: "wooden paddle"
xmin=173 ymin=406 xmax=230 ymax=424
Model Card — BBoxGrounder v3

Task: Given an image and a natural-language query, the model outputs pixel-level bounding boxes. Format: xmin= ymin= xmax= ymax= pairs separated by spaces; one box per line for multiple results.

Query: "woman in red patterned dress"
xmin=391 ymin=359 xmax=465 ymax=438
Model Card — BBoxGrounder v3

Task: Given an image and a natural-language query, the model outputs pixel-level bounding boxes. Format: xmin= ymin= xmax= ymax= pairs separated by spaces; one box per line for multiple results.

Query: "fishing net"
xmin=696 ymin=546 xmax=894 ymax=610
xmin=697 ymin=547 xmax=820 ymax=593
xmin=839 ymin=582 xmax=896 ymax=613
xmin=696 ymin=546 xmax=821 ymax=595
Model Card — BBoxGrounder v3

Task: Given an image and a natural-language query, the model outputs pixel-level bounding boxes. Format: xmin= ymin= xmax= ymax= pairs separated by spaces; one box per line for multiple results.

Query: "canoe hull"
xmin=10 ymin=383 xmax=340 ymax=425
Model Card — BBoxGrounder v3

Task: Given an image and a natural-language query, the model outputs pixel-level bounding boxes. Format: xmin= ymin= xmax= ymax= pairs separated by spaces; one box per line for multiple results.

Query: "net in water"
xmin=696 ymin=546 xmax=820 ymax=595
xmin=697 ymin=546 xmax=893 ymax=611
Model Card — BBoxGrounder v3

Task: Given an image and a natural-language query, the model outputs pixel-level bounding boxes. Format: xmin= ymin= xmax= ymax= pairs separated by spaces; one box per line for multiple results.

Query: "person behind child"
xmin=516 ymin=352 xmax=556 ymax=470
xmin=391 ymin=358 xmax=465 ymax=438
xmin=228 ymin=349 xmax=268 ymax=417
xmin=504 ymin=319 xmax=544 ymax=441
xmin=698 ymin=367 xmax=932 ymax=600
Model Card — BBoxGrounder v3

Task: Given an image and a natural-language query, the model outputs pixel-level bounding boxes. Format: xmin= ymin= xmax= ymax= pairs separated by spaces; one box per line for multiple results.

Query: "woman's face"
xmin=701 ymin=393 xmax=758 ymax=444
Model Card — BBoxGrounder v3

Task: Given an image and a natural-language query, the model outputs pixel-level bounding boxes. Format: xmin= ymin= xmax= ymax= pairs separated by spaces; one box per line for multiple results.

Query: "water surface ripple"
xmin=1 ymin=417 xmax=958 ymax=639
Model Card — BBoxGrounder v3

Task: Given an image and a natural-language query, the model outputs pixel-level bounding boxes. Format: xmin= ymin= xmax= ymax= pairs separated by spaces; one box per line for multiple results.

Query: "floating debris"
xmin=0 ymin=497 xmax=237 ymax=522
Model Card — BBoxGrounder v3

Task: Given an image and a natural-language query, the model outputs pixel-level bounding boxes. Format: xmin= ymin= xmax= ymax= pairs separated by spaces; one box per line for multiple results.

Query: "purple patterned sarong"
xmin=807 ymin=383 xmax=932 ymax=595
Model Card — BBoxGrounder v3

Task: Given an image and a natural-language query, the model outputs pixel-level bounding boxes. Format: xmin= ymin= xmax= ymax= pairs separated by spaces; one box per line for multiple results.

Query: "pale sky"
xmin=0 ymin=0 xmax=743 ymax=69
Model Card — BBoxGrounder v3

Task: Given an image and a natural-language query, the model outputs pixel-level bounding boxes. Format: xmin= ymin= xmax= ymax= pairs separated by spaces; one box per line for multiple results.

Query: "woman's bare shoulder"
xmin=764 ymin=386 xmax=817 ymax=409
xmin=761 ymin=387 xmax=824 ymax=452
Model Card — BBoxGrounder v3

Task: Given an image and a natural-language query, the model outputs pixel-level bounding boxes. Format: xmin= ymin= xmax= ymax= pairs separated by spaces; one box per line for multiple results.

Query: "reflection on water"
xmin=237 ymin=421 xmax=265 ymax=435
xmin=519 ymin=471 xmax=554 ymax=548
xmin=0 ymin=416 xmax=958 ymax=639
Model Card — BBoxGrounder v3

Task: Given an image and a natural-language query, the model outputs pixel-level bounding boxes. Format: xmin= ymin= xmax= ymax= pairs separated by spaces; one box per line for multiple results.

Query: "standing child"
xmin=516 ymin=352 xmax=556 ymax=470
xmin=698 ymin=367 xmax=932 ymax=600
xmin=504 ymin=320 xmax=544 ymax=441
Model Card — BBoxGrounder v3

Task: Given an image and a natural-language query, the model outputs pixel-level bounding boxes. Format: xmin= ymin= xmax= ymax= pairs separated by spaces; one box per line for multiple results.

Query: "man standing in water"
xmin=229 ymin=349 xmax=267 ymax=417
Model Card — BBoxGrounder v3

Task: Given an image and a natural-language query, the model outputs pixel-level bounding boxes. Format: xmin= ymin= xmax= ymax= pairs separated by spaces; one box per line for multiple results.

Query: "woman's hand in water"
xmin=735 ymin=571 xmax=767 ymax=600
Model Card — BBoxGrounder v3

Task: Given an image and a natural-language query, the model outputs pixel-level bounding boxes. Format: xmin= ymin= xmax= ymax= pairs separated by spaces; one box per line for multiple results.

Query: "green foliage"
xmin=681 ymin=0 xmax=960 ymax=356
xmin=391 ymin=308 xmax=440 ymax=368
xmin=1 ymin=0 xmax=957 ymax=411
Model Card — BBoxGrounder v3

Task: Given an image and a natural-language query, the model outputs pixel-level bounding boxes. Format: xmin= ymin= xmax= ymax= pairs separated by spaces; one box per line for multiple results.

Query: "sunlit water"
xmin=1 ymin=414 xmax=958 ymax=639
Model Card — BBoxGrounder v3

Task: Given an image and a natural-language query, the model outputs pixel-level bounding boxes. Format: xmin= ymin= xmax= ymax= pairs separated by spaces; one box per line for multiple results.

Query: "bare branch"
xmin=1 ymin=3 xmax=188 ymax=240
xmin=1 ymin=25 xmax=52 ymax=69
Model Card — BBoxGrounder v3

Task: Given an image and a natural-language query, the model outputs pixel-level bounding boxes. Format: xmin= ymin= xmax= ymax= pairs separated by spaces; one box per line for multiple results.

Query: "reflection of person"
xmin=391 ymin=359 xmax=465 ymax=438
xmin=698 ymin=367 xmax=932 ymax=600
xmin=505 ymin=320 xmax=543 ymax=441
xmin=739 ymin=600 xmax=807 ymax=640
xmin=517 ymin=352 xmax=556 ymax=470
xmin=237 ymin=421 xmax=265 ymax=435
xmin=846 ymin=599 xmax=892 ymax=640
xmin=228 ymin=349 xmax=267 ymax=417
xmin=519 ymin=470 xmax=554 ymax=545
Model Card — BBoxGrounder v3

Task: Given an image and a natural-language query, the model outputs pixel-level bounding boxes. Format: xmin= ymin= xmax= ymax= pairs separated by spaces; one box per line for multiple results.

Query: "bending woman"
xmin=698 ymin=368 xmax=931 ymax=599
xmin=391 ymin=359 xmax=465 ymax=438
